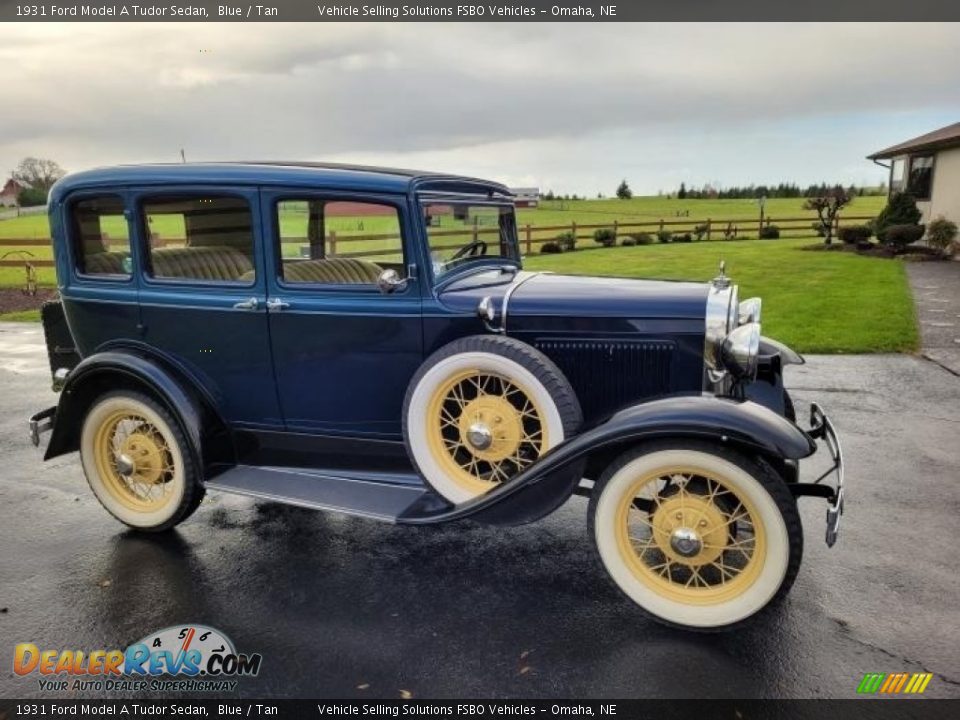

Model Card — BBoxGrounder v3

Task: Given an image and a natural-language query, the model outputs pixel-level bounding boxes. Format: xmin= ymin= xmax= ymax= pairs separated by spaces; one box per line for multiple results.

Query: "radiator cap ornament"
xmin=712 ymin=259 xmax=731 ymax=289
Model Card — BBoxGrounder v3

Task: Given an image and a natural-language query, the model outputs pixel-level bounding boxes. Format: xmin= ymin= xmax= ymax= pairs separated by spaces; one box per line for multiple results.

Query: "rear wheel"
xmin=80 ymin=391 xmax=203 ymax=532
xmin=403 ymin=335 xmax=581 ymax=504
xmin=589 ymin=441 xmax=802 ymax=630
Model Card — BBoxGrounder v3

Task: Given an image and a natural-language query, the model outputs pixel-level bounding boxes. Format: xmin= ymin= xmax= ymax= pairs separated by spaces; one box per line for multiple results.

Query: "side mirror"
xmin=377 ymin=268 xmax=408 ymax=294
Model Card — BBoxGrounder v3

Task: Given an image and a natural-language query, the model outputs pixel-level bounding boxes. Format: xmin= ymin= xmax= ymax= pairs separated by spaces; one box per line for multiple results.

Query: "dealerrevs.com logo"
xmin=14 ymin=624 xmax=262 ymax=693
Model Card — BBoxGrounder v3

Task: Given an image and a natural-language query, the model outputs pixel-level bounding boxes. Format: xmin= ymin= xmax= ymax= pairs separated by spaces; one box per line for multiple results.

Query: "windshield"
xmin=421 ymin=201 xmax=520 ymax=279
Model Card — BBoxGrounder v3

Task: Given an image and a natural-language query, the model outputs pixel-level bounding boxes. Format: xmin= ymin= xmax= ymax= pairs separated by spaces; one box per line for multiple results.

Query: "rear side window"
xmin=275 ymin=199 xmax=403 ymax=285
xmin=141 ymin=195 xmax=256 ymax=284
xmin=71 ymin=195 xmax=131 ymax=277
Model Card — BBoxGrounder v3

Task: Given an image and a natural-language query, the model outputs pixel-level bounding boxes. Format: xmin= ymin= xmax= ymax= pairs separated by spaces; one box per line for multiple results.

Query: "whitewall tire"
xmin=80 ymin=391 xmax=202 ymax=531
xmin=589 ymin=442 xmax=802 ymax=630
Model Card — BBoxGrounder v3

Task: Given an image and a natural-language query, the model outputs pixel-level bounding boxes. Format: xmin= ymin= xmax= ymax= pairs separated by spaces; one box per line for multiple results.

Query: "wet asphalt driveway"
xmin=1 ymin=322 xmax=959 ymax=700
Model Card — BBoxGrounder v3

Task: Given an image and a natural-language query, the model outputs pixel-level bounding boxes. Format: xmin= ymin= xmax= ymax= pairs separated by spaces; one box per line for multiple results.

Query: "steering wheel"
xmin=450 ymin=240 xmax=488 ymax=261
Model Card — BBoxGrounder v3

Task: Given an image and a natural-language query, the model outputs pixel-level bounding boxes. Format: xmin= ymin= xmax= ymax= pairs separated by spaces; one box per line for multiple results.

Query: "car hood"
xmin=437 ymin=270 xmax=709 ymax=321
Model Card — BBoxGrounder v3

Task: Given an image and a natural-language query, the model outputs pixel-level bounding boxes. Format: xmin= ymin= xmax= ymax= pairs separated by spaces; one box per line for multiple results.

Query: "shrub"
xmin=656 ymin=230 xmax=672 ymax=243
xmin=881 ymin=224 xmax=925 ymax=251
xmin=620 ymin=236 xmax=637 ymax=246
xmin=593 ymin=228 xmax=617 ymax=247
xmin=540 ymin=241 xmax=562 ymax=254
xmin=759 ymin=224 xmax=780 ymax=239
xmin=674 ymin=233 xmax=693 ymax=243
xmin=874 ymin=192 xmax=922 ymax=241
xmin=837 ymin=225 xmax=872 ymax=245
xmin=693 ymin=223 xmax=709 ymax=241
xmin=631 ymin=232 xmax=654 ymax=245
xmin=926 ymin=216 xmax=958 ymax=255
xmin=17 ymin=187 xmax=47 ymax=207
xmin=555 ymin=231 xmax=576 ymax=252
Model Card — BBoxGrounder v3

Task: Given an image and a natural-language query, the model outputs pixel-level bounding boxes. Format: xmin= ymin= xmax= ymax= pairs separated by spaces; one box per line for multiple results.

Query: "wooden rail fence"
xmin=0 ymin=214 xmax=876 ymax=268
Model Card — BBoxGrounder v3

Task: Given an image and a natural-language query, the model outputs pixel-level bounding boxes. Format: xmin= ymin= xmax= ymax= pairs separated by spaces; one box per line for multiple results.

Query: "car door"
xmin=135 ymin=186 xmax=283 ymax=429
xmin=260 ymin=189 xmax=423 ymax=438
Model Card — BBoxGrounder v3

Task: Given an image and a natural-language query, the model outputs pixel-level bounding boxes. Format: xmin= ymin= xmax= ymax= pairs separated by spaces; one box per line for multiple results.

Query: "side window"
xmin=71 ymin=195 xmax=131 ymax=278
xmin=276 ymin=200 xmax=403 ymax=285
xmin=141 ymin=195 xmax=256 ymax=283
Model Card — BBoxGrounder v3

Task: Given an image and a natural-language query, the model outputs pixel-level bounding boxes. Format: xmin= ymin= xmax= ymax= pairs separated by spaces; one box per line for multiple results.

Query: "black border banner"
xmin=2 ymin=699 xmax=960 ymax=719
xmin=1 ymin=0 xmax=959 ymax=22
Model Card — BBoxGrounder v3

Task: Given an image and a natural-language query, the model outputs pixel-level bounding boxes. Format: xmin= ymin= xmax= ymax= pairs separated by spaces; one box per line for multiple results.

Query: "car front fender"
xmin=398 ymin=394 xmax=815 ymax=526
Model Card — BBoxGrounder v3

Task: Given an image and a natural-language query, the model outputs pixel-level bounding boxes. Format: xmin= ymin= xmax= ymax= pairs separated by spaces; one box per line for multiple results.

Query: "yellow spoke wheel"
xmin=426 ymin=369 xmax=547 ymax=496
xmin=92 ymin=411 xmax=176 ymax=512
xmin=615 ymin=468 xmax=766 ymax=605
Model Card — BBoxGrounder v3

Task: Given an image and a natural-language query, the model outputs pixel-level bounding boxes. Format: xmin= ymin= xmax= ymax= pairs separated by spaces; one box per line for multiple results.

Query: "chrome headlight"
xmin=738 ymin=297 xmax=761 ymax=326
xmin=720 ymin=322 xmax=761 ymax=379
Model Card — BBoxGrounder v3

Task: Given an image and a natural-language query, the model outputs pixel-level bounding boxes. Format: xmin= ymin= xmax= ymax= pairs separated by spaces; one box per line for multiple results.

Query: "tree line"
xmin=673 ymin=181 xmax=885 ymax=200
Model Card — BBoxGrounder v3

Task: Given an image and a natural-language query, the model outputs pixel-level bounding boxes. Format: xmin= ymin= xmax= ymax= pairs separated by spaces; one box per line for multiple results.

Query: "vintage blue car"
xmin=29 ymin=162 xmax=844 ymax=630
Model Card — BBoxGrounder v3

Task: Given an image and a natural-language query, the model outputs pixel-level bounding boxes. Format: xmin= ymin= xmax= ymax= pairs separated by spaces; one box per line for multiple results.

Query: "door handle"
xmin=233 ymin=297 xmax=259 ymax=310
xmin=266 ymin=297 xmax=290 ymax=312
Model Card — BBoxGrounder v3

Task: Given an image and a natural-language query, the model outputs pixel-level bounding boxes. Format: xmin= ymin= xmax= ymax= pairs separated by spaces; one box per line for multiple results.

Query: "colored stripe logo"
xmin=857 ymin=672 xmax=933 ymax=694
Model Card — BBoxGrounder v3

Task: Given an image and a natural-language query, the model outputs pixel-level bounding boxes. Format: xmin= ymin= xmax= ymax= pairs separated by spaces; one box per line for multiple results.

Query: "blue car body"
xmin=31 ymin=162 xmax=842 ymax=534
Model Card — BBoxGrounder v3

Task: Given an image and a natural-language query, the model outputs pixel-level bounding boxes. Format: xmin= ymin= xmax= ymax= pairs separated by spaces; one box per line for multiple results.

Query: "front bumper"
xmin=806 ymin=402 xmax=845 ymax=547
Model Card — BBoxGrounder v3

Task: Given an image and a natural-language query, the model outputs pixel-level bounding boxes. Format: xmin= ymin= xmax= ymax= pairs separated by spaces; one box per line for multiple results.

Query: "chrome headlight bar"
xmin=704 ymin=283 xmax=737 ymax=378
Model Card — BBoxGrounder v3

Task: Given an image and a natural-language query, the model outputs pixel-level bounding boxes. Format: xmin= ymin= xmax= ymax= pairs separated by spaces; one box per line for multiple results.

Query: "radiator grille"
xmin=535 ymin=339 xmax=674 ymax=421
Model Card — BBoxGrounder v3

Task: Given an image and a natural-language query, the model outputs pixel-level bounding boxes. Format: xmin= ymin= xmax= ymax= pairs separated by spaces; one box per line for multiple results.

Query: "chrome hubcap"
xmin=669 ymin=527 xmax=703 ymax=558
xmin=115 ymin=453 xmax=135 ymax=477
xmin=466 ymin=423 xmax=493 ymax=451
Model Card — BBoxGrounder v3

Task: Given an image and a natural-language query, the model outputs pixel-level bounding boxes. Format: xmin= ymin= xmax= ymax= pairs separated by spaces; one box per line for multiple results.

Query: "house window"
xmin=71 ymin=195 xmax=131 ymax=277
xmin=907 ymin=155 xmax=934 ymax=200
xmin=275 ymin=200 xmax=404 ymax=285
xmin=890 ymin=158 xmax=906 ymax=194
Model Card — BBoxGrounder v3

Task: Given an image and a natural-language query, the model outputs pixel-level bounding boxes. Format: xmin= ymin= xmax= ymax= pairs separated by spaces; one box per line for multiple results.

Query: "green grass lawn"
xmin=525 ymin=237 xmax=917 ymax=354
xmin=0 ymin=308 xmax=40 ymax=322
xmin=516 ymin=195 xmax=886 ymax=228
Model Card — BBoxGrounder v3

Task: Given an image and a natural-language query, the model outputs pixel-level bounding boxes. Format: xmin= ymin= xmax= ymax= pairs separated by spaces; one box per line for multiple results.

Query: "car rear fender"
xmin=398 ymin=394 xmax=815 ymax=525
xmin=44 ymin=349 xmax=232 ymax=474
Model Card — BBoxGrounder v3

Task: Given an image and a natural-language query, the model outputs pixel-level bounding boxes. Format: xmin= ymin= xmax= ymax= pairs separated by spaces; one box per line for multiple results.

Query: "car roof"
xmin=48 ymin=161 xmax=511 ymax=202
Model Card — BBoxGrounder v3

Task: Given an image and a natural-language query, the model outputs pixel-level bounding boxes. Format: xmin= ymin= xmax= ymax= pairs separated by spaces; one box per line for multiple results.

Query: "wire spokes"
xmin=625 ymin=469 xmax=760 ymax=590
xmin=437 ymin=371 xmax=545 ymax=484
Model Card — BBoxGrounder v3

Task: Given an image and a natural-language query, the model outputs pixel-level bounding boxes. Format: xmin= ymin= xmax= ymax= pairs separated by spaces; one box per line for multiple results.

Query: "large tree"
xmin=14 ymin=157 xmax=66 ymax=193
xmin=615 ymin=179 xmax=632 ymax=200
xmin=803 ymin=185 xmax=854 ymax=246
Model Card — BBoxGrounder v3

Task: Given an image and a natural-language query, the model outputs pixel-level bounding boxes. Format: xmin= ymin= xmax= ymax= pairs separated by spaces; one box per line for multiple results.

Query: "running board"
xmin=205 ymin=466 xmax=433 ymax=522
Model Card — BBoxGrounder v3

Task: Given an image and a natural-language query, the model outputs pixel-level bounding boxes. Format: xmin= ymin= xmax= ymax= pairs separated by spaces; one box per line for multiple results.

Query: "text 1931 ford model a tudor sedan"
xmin=29 ymin=163 xmax=844 ymax=630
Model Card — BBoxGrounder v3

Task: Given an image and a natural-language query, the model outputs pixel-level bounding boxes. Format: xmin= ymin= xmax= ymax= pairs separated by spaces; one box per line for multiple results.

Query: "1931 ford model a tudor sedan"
xmin=29 ymin=162 xmax=844 ymax=630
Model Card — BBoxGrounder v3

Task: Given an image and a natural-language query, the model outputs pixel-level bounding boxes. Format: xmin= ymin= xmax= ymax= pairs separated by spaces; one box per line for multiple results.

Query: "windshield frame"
xmin=417 ymin=193 xmax=522 ymax=287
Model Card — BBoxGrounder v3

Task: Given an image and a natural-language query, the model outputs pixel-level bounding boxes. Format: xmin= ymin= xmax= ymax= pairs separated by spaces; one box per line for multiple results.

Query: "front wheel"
xmin=588 ymin=441 xmax=802 ymax=630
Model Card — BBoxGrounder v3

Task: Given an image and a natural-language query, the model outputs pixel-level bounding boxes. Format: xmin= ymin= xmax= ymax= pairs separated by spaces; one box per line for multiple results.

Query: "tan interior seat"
xmin=281 ymin=257 xmax=384 ymax=284
xmin=150 ymin=245 xmax=254 ymax=282
xmin=83 ymin=252 xmax=127 ymax=275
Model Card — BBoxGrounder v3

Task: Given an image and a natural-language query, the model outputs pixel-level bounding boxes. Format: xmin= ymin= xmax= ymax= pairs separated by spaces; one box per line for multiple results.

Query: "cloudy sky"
xmin=1 ymin=22 xmax=958 ymax=195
